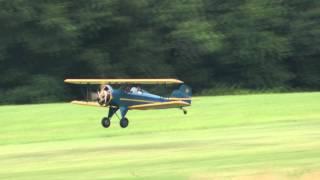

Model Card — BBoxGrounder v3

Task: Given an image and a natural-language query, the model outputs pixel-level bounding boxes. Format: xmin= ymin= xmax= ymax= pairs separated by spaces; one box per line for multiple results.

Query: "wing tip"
xmin=70 ymin=100 xmax=102 ymax=107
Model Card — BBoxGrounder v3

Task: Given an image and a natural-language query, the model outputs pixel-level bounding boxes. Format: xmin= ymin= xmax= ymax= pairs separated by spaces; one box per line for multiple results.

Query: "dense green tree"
xmin=204 ymin=0 xmax=292 ymax=88
xmin=0 ymin=0 xmax=319 ymax=104
xmin=285 ymin=0 xmax=320 ymax=88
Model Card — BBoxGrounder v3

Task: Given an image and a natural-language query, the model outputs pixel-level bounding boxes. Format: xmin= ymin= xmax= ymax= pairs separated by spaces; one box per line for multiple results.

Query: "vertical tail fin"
xmin=171 ymin=84 xmax=192 ymax=104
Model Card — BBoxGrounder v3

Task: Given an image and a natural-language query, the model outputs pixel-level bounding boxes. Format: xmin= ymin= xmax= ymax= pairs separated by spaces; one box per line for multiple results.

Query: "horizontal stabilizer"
xmin=167 ymin=97 xmax=192 ymax=101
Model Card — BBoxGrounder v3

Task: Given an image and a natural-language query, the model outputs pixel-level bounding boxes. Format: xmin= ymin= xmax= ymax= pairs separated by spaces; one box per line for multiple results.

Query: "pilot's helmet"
xmin=103 ymin=86 xmax=109 ymax=91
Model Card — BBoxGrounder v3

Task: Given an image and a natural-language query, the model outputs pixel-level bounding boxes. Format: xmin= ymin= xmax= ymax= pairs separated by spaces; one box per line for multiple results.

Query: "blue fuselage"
xmin=110 ymin=89 xmax=168 ymax=107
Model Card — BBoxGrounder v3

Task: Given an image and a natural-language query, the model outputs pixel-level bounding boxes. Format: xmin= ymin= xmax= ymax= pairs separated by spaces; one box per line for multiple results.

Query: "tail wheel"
xmin=120 ymin=118 xmax=129 ymax=128
xmin=101 ymin=117 xmax=111 ymax=128
xmin=181 ymin=107 xmax=187 ymax=115
xmin=183 ymin=109 xmax=187 ymax=115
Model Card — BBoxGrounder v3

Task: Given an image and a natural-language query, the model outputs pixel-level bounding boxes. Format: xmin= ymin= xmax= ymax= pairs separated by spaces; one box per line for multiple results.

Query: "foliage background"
xmin=0 ymin=0 xmax=319 ymax=104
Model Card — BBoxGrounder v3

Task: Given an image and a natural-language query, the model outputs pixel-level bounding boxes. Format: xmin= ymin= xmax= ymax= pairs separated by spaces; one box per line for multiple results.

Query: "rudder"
xmin=171 ymin=84 xmax=192 ymax=104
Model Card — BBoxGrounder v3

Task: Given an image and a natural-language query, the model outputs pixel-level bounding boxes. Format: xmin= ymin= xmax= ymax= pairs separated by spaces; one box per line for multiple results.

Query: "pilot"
xmin=130 ymin=87 xmax=142 ymax=94
xmin=137 ymin=87 xmax=142 ymax=94
xmin=130 ymin=87 xmax=138 ymax=93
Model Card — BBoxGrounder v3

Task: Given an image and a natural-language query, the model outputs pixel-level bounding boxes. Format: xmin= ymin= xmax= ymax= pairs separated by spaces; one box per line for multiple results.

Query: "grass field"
xmin=1 ymin=93 xmax=320 ymax=179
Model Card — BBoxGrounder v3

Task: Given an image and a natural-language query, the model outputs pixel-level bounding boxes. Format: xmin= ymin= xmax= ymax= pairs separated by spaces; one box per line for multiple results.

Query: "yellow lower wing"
xmin=129 ymin=101 xmax=190 ymax=110
xmin=71 ymin=101 xmax=103 ymax=107
xmin=70 ymin=100 xmax=190 ymax=110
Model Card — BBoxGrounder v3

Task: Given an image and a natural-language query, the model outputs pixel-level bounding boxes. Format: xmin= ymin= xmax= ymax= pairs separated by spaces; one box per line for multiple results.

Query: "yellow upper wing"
xmin=129 ymin=101 xmax=190 ymax=110
xmin=64 ymin=79 xmax=183 ymax=85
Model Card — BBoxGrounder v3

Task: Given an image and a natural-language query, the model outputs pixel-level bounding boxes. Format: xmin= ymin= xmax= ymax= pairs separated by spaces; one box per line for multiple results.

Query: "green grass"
xmin=1 ymin=92 xmax=320 ymax=179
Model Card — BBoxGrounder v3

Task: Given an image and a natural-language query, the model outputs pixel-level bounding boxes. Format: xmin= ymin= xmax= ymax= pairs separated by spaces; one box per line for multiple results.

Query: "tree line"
xmin=0 ymin=0 xmax=319 ymax=104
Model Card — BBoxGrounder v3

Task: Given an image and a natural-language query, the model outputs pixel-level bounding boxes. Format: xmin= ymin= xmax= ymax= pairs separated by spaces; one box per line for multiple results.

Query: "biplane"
xmin=64 ymin=79 xmax=192 ymax=128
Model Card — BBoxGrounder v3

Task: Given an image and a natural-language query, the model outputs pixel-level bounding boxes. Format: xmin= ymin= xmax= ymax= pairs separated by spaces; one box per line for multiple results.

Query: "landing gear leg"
xmin=119 ymin=107 xmax=129 ymax=128
xmin=101 ymin=106 xmax=119 ymax=128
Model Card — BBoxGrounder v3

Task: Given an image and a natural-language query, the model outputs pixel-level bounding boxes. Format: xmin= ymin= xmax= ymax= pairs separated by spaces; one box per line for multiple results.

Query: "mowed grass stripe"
xmin=0 ymin=92 xmax=320 ymax=179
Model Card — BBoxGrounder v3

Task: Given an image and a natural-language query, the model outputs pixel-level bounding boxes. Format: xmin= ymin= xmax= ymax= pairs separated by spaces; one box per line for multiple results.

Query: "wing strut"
xmin=86 ymin=83 xmax=89 ymax=102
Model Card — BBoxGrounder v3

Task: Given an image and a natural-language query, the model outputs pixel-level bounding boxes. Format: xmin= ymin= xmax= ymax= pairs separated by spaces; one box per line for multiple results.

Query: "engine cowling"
xmin=97 ymin=85 xmax=113 ymax=106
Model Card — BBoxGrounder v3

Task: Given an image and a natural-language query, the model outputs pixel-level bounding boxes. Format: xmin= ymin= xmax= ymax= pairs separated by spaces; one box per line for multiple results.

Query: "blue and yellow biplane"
xmin=64 ymin=79 xmax=192 ymax=128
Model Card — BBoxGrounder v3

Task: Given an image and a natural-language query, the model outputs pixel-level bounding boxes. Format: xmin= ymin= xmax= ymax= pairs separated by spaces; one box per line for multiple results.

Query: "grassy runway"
xmin=0 ymin=93 xmax=320 ymax=179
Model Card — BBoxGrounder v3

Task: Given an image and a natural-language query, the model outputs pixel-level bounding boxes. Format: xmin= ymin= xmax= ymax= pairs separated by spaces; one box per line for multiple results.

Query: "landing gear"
xmin=119 ymin=107 xmax=129 ymax=128
xmin=120 ymin=118 xmax=129 ymax=128
xmin=101 ymin=107 xmax=118 ymax=128
xmin=101 ymin=117 xmax=111 ymax=128
xmin=102 ymin=106 xmax=129 ymax=128
xmin=181 ymin=107 xmax=187 ymax=115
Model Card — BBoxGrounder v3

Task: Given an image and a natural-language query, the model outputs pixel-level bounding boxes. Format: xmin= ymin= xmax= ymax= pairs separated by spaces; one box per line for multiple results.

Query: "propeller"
xmin=97 ymin=88 xmax=112 ymax=107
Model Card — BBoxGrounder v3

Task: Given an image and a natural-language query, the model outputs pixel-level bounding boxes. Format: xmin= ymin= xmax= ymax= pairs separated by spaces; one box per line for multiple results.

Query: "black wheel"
xmin=120 ymin=118 xmax=129 ymax=128
xmin=183 ymin=109 xmax=188 ymax=115
xmin=101 ymin=117 xmax=111 ymax=128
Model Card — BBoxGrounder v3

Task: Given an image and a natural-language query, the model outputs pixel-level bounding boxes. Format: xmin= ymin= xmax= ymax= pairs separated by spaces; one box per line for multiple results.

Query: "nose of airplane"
xmin=97 ymin=90 xmax=112 ymax=106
